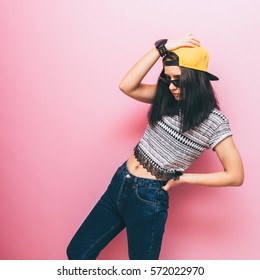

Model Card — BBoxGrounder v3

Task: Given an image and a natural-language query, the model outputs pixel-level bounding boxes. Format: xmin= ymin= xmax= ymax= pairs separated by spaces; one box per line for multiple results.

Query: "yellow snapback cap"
xmin=165 ymin=46 xmax=219 ymax=81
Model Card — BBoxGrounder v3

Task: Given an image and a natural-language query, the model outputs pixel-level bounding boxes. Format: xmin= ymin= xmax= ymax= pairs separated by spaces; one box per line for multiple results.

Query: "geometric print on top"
xmin=134 ymin=108 xmax=233 ymax=181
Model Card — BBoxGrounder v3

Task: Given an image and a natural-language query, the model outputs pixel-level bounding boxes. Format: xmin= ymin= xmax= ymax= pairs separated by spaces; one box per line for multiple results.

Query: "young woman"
xmin=67 ymin=33 xmax=244 ymax=260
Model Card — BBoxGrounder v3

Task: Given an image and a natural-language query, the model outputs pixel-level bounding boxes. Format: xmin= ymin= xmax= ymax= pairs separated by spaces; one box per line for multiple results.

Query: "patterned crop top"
xmin=134 ymin=109 xmax=232 ymax=181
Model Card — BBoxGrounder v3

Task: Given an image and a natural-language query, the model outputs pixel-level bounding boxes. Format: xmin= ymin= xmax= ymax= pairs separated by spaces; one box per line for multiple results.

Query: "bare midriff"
xmin=126 ymin=154 xmax=158 ymax=180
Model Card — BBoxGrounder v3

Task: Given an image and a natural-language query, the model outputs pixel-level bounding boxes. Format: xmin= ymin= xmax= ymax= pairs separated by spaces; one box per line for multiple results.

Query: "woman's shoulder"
xmin=195 ymin=108 xmax=231 ymax=133
xmin=208 ymin=108 xmax=230 ymax=123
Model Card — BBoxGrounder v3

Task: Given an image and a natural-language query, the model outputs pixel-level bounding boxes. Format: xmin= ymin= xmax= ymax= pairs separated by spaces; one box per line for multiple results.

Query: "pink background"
xmin=0 ymin=0 xmax=259 ymax=260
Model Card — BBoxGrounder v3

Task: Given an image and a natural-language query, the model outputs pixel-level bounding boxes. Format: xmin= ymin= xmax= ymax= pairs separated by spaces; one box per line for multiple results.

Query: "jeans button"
xmin=125 ymin=174 xmax=131 ymax=179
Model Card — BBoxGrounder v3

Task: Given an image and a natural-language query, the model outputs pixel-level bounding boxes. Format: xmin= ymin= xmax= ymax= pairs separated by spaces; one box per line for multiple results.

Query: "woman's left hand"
xmin=162 ymin=178 xmax=183 ymax=192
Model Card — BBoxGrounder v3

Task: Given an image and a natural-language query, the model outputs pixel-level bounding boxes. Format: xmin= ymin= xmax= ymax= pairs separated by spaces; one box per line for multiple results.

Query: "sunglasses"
xmin=159 ymin=77 xmax=181 ymax=88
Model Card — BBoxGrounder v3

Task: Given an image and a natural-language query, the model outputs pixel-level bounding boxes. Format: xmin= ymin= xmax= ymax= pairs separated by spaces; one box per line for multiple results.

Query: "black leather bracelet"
xmin=155 ymin=39 xmax=168 ymax=57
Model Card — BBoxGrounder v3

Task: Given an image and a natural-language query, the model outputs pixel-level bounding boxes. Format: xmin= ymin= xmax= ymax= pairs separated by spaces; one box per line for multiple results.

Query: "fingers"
xmin=162 ymin=177 xmax=183 ymax=191
xmin=183 ymin=33 xmax=200 ymax=47
xmin=190 ymin=37 xmax=200 ymax=46
xmin=165 ymin=33 xmax=200 ymax=52
xmin=162 ymin=186 xmax=167 ymax=191
xmin=162 ymin=183 xmax=172 ymax=192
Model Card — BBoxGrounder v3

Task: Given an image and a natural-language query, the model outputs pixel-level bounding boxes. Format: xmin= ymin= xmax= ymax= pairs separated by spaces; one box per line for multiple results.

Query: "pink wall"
xmin=0 ymin=0 xmax=259 ymax=259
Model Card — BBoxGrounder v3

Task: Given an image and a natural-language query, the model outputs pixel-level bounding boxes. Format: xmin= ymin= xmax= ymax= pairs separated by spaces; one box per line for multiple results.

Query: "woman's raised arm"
xmin=119 ymin=33 xmax=200 ymax=103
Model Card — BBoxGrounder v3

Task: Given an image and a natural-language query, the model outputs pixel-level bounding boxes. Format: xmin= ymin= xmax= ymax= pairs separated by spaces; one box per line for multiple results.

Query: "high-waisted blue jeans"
xmin=66 ymin=161 xmax=169 ymax=260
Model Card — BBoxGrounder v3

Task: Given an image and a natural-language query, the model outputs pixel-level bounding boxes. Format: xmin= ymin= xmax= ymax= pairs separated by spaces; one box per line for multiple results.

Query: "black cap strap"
xmin=164 ymin=60 xmax=179 ymax=66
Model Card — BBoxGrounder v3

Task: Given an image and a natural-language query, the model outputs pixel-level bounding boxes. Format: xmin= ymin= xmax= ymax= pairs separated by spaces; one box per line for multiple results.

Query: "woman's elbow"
xmin=230 ymin=172 xmax=244 ymax=187
xmin=233 ymin=178 xmax=244 ymax=187
xmin=119 ymin=80 xmax=129 ymax=94
xmin=119 ymin=81 xmax=125 ymax=92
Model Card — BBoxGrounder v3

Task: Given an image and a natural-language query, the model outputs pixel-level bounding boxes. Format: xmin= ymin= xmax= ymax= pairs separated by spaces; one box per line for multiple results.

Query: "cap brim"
xmin=206 ymin=72 xmax=219 ymax=81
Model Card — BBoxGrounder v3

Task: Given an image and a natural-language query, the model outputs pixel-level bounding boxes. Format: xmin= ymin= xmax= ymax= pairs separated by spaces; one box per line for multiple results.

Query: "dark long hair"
xmin=148 ymin=52 xmax=219 ymax=132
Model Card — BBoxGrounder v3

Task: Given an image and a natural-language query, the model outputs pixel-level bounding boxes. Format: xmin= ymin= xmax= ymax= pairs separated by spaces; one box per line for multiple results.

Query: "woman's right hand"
xmin=165 ymin=33 xmax=200 ymax=52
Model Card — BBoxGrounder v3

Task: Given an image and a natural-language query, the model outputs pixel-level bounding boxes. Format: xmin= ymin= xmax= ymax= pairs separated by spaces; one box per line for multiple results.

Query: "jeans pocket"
xmin=158 ymin=188 xmax=169 ymax=201
xmin=134 ymin=186 xmax=158 ymax=205
xmin=157 ymin=189 xmax=169 ymax=210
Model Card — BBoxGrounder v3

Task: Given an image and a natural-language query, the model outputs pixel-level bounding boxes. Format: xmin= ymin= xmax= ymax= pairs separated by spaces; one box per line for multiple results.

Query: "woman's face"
xmin=164 ymin=66 xmax=181 ymax=101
